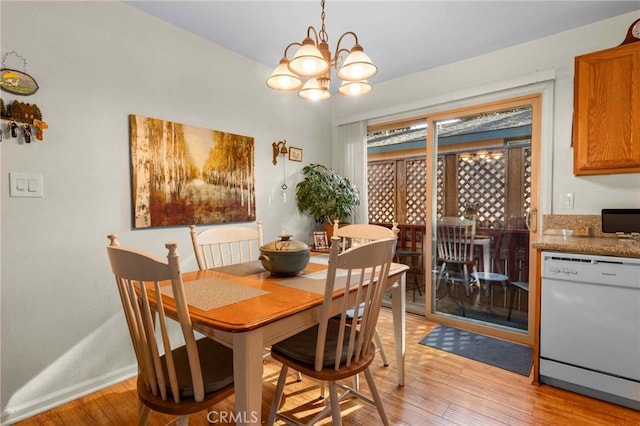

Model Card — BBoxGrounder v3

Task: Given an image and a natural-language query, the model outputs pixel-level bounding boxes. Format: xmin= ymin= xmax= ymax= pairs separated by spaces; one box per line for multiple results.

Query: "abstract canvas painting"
xmin=129 ymin=115 xmax=255 ymax=228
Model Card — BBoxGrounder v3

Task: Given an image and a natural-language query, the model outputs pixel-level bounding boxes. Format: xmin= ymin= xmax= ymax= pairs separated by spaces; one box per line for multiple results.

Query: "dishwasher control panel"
xmin=548 ymin=266 xmax=578 ymax=275
xmin=542 ymin=251 xmax=640 ymax=288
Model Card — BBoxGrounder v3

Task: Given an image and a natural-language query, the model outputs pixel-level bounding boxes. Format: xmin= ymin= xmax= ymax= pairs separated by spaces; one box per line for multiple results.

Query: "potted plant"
xmin=295 ymin=164 xmax=360 ymax=237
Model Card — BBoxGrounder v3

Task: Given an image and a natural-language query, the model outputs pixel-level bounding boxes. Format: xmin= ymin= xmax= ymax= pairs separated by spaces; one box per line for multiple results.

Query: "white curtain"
xmin=332 ymin=121 xmax=368 ymax=224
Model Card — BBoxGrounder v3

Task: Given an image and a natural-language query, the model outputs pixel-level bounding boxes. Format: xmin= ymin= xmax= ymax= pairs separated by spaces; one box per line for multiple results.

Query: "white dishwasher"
xmin=540 ymin=251 xmax=640 ymax=410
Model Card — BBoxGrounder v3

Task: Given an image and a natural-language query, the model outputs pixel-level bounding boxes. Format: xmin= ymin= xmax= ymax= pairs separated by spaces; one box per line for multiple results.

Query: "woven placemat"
xmin=308 ymin=254 xmax=330 ymax=265
xmin=211 ymin=260 xmax=265 ymax=277
xmin=276 ymin=269 xmax=362 ymax=295
xmin=161 ymin=277 xmax=269 ymax=311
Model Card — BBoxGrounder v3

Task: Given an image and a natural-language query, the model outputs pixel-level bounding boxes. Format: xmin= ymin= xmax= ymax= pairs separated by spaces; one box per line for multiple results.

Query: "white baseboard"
xmin=1 ymin=364 xmax=137 ymax=425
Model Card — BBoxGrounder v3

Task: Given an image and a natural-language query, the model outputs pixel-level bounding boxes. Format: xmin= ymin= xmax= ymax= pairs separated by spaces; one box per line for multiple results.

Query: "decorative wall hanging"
xmin=1 ymin=51 xmax=39 ymax=96
xmin=129 ymin=114 xmax=256 ymax=228
xmin=289 ymin=147 xmax=303 ymax=162
xmin=0 ymin=99 xmax=47 ymax=142
xmin=272 ymin=139 xmax=288 ymax=165
xmin=0 ymin=99 xmax=42 ymax=123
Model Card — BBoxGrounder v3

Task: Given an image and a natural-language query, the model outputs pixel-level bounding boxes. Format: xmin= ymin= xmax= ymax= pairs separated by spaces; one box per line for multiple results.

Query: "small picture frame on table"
xmin=289 ymin=147 xmax=303 ymax=162
xmin=313 ymin=231 xmax=329 ymax=250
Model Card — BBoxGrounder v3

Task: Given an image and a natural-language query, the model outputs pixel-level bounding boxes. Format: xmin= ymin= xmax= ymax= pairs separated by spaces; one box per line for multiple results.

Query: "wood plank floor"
xmin=15 ymin=309 xmax=640 ymax=425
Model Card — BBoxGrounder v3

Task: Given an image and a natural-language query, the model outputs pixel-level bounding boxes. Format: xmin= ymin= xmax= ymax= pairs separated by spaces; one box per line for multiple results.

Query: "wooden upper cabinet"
xmin=573 ymin=38 xmax=640 ymax=175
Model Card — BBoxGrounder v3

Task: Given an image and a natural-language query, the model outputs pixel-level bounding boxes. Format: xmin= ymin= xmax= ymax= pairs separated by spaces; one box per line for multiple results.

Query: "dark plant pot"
xmin=324 ymin=222 xmax=349 ymax=245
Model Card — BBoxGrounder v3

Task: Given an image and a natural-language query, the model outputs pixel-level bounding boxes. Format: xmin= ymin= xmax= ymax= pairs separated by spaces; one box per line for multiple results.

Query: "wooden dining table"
xmin=156 ymin=254 xmax=409 ymax=425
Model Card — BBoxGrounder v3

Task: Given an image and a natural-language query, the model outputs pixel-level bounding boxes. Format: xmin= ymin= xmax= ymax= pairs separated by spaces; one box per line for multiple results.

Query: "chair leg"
xmin=436 ymin=263 xmax=447 ymax=291
xmin=363 ymin=367 xmax=389 ymax=426
xmin=373 ymin=329 xmax=389 ymax=367
xmin=414 ymin=260 xmax=422 ymax=297
xmin=267 ymin=349 xmax=303 ymax=381
xmin=507 ymin=284 xmax=517 ymax=320
xmin=435 ymin=263 xmax=448 ymax=300
xmin=435 ymin=266 xmax=465 ymax=314
xmin=267 ymin=365 xmax=289 ymax=426
xmin=137 ymin=403 xmax=151 ymax=426
xmin=463 ymin=264 xmax=471 ymax=296
xmin=328 ymin=381 xmax=343 ymax=426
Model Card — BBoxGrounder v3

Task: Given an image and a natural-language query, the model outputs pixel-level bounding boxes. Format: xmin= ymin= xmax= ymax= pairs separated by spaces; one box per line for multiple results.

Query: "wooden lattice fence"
xmin=368 ymin=147 xmax=531 ymax=227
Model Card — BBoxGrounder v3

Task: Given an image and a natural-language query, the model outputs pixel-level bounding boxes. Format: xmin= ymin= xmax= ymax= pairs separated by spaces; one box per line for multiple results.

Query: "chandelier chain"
xmin=319 ymin=0 xmax=328 ymax=43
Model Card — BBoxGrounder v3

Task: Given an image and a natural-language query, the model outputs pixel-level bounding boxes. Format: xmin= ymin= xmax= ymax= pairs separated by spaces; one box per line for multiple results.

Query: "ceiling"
xmin=125 ymin=1 xmax=639 ymax=85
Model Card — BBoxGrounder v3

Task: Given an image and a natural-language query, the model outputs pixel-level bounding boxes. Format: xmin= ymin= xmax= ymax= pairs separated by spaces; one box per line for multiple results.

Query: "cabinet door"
xmin=573 ymin=43 xmax=640 ymax=175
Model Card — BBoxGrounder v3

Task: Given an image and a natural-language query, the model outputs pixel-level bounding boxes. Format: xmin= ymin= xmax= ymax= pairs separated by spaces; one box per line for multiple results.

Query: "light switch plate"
xmin=560 ymin=192 xmax=574 ymax=209
xmin=10 ymin=172 xmax=43 ymax=197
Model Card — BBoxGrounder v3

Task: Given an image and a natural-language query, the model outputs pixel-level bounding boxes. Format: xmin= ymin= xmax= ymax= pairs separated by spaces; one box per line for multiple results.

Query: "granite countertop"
xmin=532 ymin=235 xmax=640 ymax=258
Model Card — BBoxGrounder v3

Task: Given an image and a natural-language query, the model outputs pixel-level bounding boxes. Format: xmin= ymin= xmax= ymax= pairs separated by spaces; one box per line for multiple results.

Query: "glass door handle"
xmin=525 ymin=208 xmax=537 ymax=232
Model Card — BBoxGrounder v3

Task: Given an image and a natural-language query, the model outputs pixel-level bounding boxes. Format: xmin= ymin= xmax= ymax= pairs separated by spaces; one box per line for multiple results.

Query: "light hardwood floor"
xmin=15 ymin=309 xmax=640 ymax=425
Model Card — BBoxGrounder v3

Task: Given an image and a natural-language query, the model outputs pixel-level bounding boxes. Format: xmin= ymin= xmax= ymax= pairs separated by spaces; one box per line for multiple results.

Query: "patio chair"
xmin=435 ymin=217 xmax=479 ymax=307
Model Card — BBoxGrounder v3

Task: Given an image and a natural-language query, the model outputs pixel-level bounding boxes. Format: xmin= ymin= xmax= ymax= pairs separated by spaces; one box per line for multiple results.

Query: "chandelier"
xmin=266 ymin=0 xmax=377 ymax=101
xmin=459 ymin=150 xmax=504 ymax=162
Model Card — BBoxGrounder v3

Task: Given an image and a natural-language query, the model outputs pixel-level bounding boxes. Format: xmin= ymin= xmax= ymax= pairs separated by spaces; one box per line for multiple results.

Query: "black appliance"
xmin=601 ymin=209 xmax=640 ymax=235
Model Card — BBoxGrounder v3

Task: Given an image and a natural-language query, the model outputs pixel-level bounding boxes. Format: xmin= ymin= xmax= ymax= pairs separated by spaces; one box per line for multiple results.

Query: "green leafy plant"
xmin=295 ymin=163 xmax=360 ymax=225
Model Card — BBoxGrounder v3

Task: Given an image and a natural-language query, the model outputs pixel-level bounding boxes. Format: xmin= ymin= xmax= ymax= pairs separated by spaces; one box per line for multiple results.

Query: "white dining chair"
xmin=189 ymin=222 xmax=302 ymax=381
xmin=189 ymin=221 xmax=263 ymax=269
xmin=333 ymin=222 xmax=400 ymax=367
xmin=106 ymin=235 xmax=234 ymax=425
xmin=332 ymin=221 xmax=399 ymax=252
xmin=267 ymin=237 xmax=397 ymax=426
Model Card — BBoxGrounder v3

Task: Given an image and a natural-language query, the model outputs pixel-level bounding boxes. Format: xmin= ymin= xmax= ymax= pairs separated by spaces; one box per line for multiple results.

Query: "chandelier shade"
xmin=336 ymin=45 xmax=377 ymax=81
xmin=338 ymin=79 xmax=372 ymax=96
xmin=298 ymin=78 xmax=332 ymax=101
xmin=266 ymin=58 xmax=304 ymax=91
xmin=266 ymin=0 xmax=377 ymax=100
xmin=288 ymin=38 xmax=329 ymax=77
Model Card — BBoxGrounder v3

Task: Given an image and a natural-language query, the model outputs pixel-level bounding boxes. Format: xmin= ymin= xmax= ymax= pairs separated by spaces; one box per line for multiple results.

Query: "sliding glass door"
xmin=425 ymin=96 xmax=540 ymax=345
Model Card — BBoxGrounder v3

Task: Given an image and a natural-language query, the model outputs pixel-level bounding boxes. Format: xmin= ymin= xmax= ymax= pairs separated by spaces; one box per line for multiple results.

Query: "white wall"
xmin=0 ymin=1 xmax=330 ymax=422
xmin=2 ymin=1 xmax=639 ymax=423
xmin=333 ymin=10 xmax=640 ymax=214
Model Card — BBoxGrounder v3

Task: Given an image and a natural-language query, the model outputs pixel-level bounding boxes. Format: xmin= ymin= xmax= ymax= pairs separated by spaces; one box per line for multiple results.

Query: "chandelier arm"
xmin=283 ymin=41 xmax=302 ymax=58
xmin=332 ymin=31 xmax=359 ymax=66
xmin=283 ymin=42 xmax=302 ymax=58
xmin=333 ymin=48 xmax=351 ymax=68
xmin=305 ymin=26 xmax=320 ymax=45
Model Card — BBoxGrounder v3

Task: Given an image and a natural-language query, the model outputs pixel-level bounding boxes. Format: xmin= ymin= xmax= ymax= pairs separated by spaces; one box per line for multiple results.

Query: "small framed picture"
xmin=313 ymin=231 xmax=329 ymax=249
xmin=289 ymin=146 xmax=303 ymax=162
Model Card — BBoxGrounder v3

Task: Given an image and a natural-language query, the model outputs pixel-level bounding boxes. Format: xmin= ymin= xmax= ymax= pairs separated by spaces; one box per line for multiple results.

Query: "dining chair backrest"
xmin=333 ymin=222 xmax=399 ymax=252
xmin=106 ymin=235 xmax=206 ymax=403
xmin=190 ymin=222 xmax=263 ymax=269
xmin=436 ymin=217 xmax=476 ymax=263
xmin=315 ymin=237 xmax=397 ymax=372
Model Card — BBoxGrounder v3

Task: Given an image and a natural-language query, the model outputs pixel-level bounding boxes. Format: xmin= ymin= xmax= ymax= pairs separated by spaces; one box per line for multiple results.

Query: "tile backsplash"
xmin=542 ymin=214 xmax=614 ymax=238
